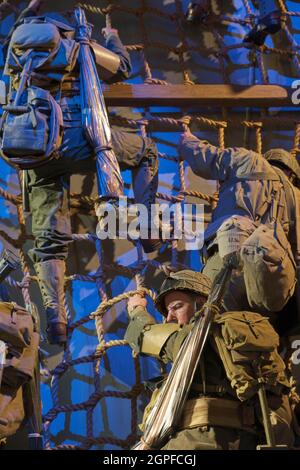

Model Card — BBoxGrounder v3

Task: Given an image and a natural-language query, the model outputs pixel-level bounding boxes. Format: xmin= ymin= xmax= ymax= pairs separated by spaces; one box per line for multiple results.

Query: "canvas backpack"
xmin=0 ymin=302 xmax=39 ymax=439
xmin=0 ymin=15 xmax=79 ymax=169
xmin=212 ymin=311 xmax=290 ymax=401
xmin=240 ymin=172 xmax=297 ymax=312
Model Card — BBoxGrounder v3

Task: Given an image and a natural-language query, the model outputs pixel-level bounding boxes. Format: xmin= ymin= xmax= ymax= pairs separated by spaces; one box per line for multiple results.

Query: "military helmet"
xmin=155 ymin=269 xmax=211 ymax=316
xmin=264 ymin=148 xmax=300 ymax=182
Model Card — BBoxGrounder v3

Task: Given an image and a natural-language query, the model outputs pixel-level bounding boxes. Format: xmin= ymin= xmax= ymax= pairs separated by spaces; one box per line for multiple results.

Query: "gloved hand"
xmin=127 ymin=293 xmax=147 ymax=317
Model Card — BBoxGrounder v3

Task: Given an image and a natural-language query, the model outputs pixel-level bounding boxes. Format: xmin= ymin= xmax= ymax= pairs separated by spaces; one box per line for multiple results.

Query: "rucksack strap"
xmin=273 ymin=167 xmax=297 ymax=248
xmin=233 ymin=171 xmax=280 ymax=182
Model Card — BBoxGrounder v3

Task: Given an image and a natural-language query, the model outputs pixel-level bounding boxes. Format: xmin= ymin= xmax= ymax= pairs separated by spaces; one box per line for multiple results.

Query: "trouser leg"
xmin=111 ymin=128 xmax=161 ymax=252
xmin=27 ymin=169 xmax=73 ymax=264
xmin=131 ymin=138 xmax=160 ymax=252
xmin=27 ymin=167 xmax=72 ymax=345
xmin=111 ymin=128 xmax=159 ymax=206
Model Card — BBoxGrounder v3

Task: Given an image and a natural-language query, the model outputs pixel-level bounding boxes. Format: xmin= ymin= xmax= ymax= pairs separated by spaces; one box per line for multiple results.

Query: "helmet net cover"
xmin=155 ymin=269 xmax=211 ymax=316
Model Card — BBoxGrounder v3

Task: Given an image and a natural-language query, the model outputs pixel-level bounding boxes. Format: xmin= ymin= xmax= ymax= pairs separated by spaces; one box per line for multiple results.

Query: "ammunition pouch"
xmin=4 ymin=331 xmax=39 ymax=389
xmin=179 ymin=397 xmax=256 ymax=432
xmin=0 ymin=301 xmax=38 ymax=389
xmin=212 ymin=311 xmax=289 ymax=401
xmin=1 ymin=86 xmax=63 ymax=169
xmin=0 ymin=302 xmax=33 ymax=354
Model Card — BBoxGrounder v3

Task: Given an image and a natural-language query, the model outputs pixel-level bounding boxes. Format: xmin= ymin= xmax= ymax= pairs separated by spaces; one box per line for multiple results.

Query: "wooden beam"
xmin=103 ymin=84 xmax=293 ymax=107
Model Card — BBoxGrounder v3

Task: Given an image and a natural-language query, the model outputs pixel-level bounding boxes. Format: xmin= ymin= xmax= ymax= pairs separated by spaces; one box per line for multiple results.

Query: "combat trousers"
xmin=26 ymin=124 xmax=158 ymax=263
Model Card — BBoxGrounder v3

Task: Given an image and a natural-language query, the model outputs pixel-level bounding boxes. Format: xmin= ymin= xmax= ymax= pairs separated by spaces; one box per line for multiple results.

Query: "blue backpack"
xmin=0 ymin=15 xmax=79 ymax=169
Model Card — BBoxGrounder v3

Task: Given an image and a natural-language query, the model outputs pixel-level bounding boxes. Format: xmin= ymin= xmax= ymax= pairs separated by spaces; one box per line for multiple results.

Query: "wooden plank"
xmin=102 ymin=84 xmax=292 ymax=107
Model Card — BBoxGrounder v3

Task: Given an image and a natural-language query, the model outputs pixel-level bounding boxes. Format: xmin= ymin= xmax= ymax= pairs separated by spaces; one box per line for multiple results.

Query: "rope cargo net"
xmin=0 ymin=0 xmax=299 ymax=449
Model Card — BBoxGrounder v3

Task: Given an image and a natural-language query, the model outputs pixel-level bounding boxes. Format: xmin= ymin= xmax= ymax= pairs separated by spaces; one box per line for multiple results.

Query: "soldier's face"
xmin=164 ymin=291 xmax=196 ymax=326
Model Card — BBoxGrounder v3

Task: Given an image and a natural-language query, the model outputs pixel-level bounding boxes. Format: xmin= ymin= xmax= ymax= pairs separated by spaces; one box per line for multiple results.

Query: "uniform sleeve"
xmin=124 ymin=306 xmax=156 ymax=355
xmin=104 ymin=32 xmax=132 ymax=83
xmin=179 ymin=133 xmax=249 ymax=181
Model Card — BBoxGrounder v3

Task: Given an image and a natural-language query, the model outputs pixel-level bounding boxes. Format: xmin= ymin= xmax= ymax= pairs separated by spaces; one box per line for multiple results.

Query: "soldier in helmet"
xmin=125 ymin=270 xmax=295 ymax=450
xmin=179 ymin=130 xmax=300 ymax=320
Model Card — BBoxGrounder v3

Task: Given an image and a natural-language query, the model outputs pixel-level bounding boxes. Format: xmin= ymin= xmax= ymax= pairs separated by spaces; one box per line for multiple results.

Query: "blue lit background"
xmin=1 ymin=0 xmax=300 ymax=449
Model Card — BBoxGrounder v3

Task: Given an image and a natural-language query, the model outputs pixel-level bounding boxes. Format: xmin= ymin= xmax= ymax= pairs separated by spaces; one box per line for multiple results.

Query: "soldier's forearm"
xmin=179 ymin=136 xmax=219 ymax=180
xmin=124 ymin=307 xmax=156 ymax=354
xmin=179 ymin=135 xmax=234 ymax=181
xmin=104 ymin=34 xmax=132 ymax=82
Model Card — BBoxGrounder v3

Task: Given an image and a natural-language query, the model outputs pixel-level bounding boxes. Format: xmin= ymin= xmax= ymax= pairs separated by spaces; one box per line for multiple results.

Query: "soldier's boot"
xmin=244 ymin=0 xmax=282 ymax=46
xmin=34 ymin=260 xmax=67 ymax=346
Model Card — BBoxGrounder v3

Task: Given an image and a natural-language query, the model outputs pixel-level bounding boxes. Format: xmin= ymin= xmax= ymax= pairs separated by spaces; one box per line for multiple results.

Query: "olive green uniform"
xmin=125 ymin=306 xmax=294 ymax=450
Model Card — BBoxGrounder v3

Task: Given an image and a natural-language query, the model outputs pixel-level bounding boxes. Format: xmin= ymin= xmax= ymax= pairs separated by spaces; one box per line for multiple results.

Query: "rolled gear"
xmin=216 ymin=215 xmax=256 ymax=261
xmin=155 ymin=269 xmax=211 ymax=316
xmin=34 ymin=259 xmax=67 ymax=345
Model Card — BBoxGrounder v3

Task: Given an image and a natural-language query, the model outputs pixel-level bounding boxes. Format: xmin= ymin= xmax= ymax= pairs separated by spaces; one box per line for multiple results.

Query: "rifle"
xmin=74 ymin=6 xmax=124 ymax=200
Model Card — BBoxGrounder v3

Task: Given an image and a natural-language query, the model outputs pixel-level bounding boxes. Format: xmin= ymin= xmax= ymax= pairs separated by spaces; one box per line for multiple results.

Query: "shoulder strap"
xmin=273 ymin=167 xmax=297 ymax=244
xmin=235 ymin=171 xmax=280 ymax=182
